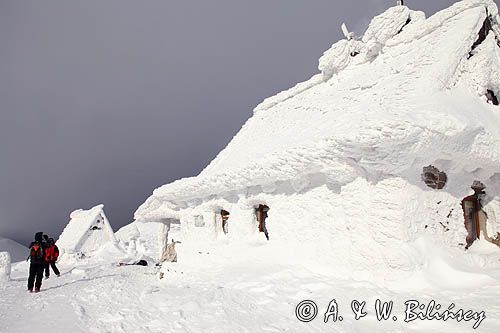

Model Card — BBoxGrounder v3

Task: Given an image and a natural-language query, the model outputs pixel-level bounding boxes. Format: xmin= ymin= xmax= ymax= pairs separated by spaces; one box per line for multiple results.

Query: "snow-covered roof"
xmin=136 ymin=0 xmax=500 ymax=221
xmin=57 ymin=204 xmax=115 ymax=253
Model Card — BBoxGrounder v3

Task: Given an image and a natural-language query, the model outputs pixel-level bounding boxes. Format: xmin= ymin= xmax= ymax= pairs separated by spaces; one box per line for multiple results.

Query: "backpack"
xmin=44 ymin=245 xmax=55 ymax=262
xmin=29 ymin=242 xmax=44 ymax=261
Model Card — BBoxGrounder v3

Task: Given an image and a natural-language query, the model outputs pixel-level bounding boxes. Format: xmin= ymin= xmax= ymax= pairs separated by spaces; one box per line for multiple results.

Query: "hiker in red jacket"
xmin=44 ymin=238 xmax=60 ymax=278
xmin=27 ymin=232 xmax=48 ymax=292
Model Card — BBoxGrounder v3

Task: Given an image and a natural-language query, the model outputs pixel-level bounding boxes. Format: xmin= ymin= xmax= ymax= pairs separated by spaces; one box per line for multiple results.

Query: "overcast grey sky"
xmin=0 ymin=0 xmax=464 ymax=244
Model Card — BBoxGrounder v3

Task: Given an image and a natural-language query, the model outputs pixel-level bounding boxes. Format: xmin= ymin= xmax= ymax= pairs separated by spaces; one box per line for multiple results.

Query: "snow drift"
xmin=135 ymin=0 xmax=500 ymax=281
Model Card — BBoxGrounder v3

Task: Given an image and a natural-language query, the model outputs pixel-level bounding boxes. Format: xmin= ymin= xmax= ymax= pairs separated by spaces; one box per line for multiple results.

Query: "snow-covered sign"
xmin=57 ymin=204 xmax=116 ymax=257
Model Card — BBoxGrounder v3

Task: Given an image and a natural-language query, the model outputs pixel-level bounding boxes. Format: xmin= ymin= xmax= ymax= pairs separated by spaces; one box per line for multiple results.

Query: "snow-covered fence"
xmin=0 ymin=252 xmax=11 ymax=282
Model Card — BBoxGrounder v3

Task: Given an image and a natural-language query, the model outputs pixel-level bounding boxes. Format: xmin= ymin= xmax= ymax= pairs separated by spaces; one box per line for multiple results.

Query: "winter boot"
xmin=34 ymin=288 xmax=40 ymax=293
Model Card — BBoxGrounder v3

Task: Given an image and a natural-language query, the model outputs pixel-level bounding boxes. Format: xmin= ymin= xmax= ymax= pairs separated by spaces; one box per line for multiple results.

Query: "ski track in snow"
xmin=1 ymin=258 xmax=500 ymax=333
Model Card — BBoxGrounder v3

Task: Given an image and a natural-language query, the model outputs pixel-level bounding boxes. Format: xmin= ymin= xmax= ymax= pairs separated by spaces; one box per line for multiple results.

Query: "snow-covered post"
xmin=0 ymin=252 xmax=11 ymax=282
xmin=158 ymin=222 xmax=169 ymax=261
xmin=127 ymin=225 xmax=140 ymax=256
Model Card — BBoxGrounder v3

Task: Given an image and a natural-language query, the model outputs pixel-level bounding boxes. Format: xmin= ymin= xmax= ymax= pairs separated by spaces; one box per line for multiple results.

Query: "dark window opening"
xmin=486 ymin=89 xmax=499 ymax=105
xmin=421 ymin=165 xmax=447 ymax=190
xmin=90 ymin=226 xmax=102 ymax=231
xmin=468 ymin=15 xmax=493 ymax=58
xmin=350 ymin=51 xmax=360 ymax=57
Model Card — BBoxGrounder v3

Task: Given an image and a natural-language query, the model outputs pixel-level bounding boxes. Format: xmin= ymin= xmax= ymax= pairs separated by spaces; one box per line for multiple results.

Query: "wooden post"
xmin=258 ymin=205 xmax=263 ymax=232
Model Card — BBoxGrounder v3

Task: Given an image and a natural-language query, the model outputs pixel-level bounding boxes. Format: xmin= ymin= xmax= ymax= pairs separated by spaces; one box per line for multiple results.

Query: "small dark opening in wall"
xmin=469 ymin=15 xmax=493 ymax=58
xmin=421 ymin=165 xmax=447 ymax=190
xmin=350 ymin=51 xmax=360 ymax=57
xmin=486 ymin=89 xmax=499 ymax=105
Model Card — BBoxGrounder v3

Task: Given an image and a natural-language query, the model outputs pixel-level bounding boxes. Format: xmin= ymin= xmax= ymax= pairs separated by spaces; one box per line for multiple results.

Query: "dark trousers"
xmin=262 ymin=221 xmax=269 ymax=240
xmin=45 ymin=261 xmax=60 ymax=277
xmin=27 ymin=262 xmax=45 ymax=290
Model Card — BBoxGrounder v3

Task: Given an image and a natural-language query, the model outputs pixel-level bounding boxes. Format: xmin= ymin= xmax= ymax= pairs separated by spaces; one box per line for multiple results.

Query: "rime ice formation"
xmin=115 ymin=220 xmax=182 ymax=260
xmin=136 ymin=0 xmax=500 ymax=280
xmin=57 ymin=204 xmax=117 ymax=257
xmin=0 ymin=252 xmax=11 ymax=282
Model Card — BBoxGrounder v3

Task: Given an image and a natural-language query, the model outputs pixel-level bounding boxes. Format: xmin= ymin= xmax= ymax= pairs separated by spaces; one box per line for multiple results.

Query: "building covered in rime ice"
xmin=57 ymin=204 xmax=117 ymax=258
xmin=135 ymin=0 xmax=500 ymax=279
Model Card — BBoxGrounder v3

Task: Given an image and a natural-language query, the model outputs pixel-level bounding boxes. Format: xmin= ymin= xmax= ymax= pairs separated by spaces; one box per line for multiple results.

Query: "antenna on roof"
xmin=397 ymin=0 xmax=404 ymax=5
xmin=341 ymin=23 xmax=354 ymax=41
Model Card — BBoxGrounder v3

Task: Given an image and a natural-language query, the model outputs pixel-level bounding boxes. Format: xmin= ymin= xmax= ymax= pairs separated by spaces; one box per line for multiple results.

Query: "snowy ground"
xmin=1 ymin=241 xmax=499 ymax=333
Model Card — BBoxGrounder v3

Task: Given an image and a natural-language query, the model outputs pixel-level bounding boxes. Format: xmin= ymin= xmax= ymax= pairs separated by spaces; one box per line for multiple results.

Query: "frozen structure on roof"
xmin=57 ymin=204 xmax=117 ymax=258
xmin=136 ymin=0 xmax=500 ymax=280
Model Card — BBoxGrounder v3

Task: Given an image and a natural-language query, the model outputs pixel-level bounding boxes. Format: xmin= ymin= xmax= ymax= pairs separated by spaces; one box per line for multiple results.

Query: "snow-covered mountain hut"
xmin=136 ymin=0 xmax=500 ymax=279
xmin=58 ymin=204 xmax=117 ymax=258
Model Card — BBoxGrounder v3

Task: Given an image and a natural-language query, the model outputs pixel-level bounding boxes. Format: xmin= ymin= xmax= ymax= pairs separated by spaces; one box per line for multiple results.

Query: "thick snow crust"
xmin=0 ymin=238 xmax=27 ymax=262
xmin=136 ymin=0 xmax=500 ymax=280
xmin=138 ymin=0 xmax=500 ymax=213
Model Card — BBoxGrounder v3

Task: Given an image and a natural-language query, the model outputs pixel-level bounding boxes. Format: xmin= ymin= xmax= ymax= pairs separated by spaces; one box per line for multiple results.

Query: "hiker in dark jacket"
xmin=44 ymin=238 xmax=60 ymax=278
xmin=27 ymin=232 xmax=48 ymax=292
